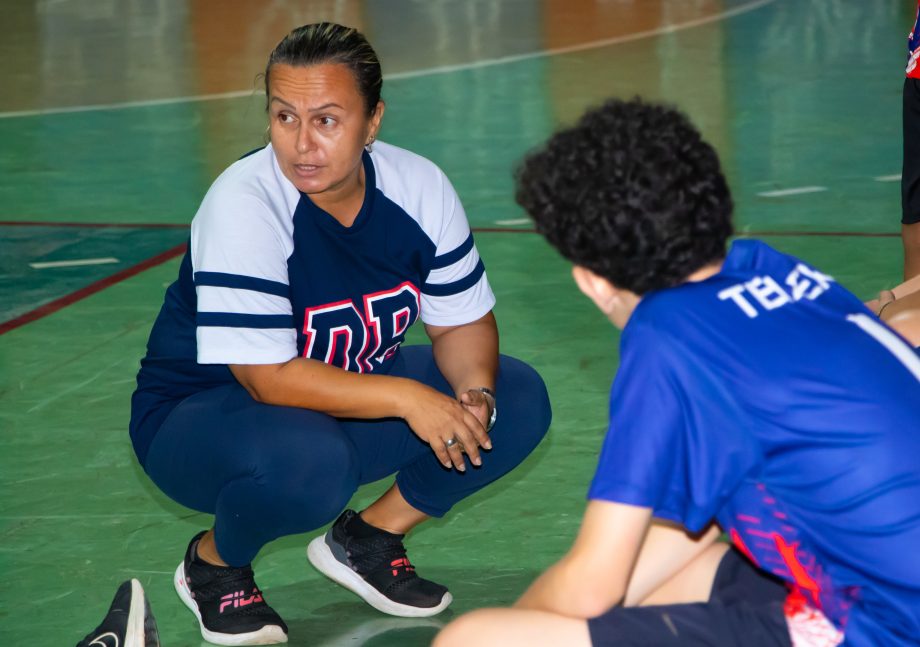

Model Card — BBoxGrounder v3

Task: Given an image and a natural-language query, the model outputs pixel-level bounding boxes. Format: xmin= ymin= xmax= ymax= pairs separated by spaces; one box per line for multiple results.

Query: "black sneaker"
xmin=306 ymin=510 xmax=452 ymax=617
xmin=174 ymin=531 xmax=288 ymax=645
xmin=76 ymin=578 xmax=160 ymax=647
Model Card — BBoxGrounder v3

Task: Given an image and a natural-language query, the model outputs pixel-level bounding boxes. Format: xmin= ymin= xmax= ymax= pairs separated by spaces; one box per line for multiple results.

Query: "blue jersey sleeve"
xmin=588 ymin=320 xmax=762 ymax=532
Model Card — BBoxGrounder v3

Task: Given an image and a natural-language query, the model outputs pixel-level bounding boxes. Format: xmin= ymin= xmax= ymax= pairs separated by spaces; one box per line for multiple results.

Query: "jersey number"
xmin=303 ymin=282 xmax=421 ymax=373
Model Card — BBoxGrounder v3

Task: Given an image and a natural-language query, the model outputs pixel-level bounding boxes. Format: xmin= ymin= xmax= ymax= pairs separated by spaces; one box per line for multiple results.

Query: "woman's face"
xmin=268 ymin=62 xmax=383 ymax=206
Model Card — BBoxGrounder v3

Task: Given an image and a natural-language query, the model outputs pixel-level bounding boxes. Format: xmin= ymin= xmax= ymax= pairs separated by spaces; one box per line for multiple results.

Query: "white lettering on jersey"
xmin=719 ymin=264 xmax=834 ymax=318
xmin=745 ymin=276 xmax=791 ymax=312
xmin=717 ymin=284 xmax=759 ymax=318
xmin=786 ymin=264 xmax=833 ymax=301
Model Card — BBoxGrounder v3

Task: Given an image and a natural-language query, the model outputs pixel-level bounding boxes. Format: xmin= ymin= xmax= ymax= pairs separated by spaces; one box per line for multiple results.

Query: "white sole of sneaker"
xmin=173 ymin=562 xmax=288 ymax=646
xmin=306 ymin=535 xmax=452 ymax=618
xmin=125 ymin=579 xmax=146 ymax=647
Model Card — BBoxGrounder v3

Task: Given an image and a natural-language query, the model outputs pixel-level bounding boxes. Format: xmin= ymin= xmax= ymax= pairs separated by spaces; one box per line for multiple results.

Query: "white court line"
xmin=0 ymin=0 xmax=775 ymax=120
xmin=757 ymin=186 xmax=828 ymax=198
xmin=874 ymin=174 xmax=901 ymax=182
xmin=494 ymin=218 xmax=531 ymax=226
xmin=30 ymin=257 xmax=119 ymax=269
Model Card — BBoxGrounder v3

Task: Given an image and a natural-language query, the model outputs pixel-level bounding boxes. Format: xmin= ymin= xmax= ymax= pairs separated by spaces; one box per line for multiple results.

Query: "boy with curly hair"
xmin=435 ymin=99 xmax=920 ymax=647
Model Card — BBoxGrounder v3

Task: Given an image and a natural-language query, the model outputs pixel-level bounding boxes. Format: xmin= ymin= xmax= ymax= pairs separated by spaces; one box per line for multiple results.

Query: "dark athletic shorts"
xmin=588 ymin=547 xmax=792 ymax=646
xmin=903 ymin=78 xmax=920 ymax=225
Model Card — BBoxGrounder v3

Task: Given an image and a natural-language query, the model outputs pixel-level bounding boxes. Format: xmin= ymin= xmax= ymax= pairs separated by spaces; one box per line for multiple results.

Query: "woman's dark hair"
xmin=515 ymin=98 xmax=734 ymax=295
xmin=265 ymin=22 xmax=382 ymax=115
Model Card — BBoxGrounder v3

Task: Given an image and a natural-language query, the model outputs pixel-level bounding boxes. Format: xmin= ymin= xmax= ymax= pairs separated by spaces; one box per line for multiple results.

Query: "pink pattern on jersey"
xmin=723 ymin=483 xmax=860 ymax=643
xmin=907 ymin=0 xmax=920 ymax=77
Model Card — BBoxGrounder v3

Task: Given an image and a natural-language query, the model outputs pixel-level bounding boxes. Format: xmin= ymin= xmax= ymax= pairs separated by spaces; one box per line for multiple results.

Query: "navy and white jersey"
xmin=131 ymin=141 xmax=494 ymax=462
xmin=588 ymin=240 xmax=920 ymax=646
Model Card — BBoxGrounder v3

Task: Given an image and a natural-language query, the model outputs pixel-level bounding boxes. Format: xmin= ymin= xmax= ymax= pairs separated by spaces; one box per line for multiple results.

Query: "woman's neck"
xmin=311 ymin=163 xmax=366 ymax=227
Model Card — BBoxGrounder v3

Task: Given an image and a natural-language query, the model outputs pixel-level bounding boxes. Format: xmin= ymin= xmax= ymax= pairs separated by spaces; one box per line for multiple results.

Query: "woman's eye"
xmin=278 ymin=113 xmax=295 ymax=124
xmin=318 ymin=116 xmax=336 ymax=127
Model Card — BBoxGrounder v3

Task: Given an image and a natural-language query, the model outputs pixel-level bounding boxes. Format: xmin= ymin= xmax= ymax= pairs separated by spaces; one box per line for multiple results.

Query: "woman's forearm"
xmin=232 ymin=351 xmax=493 ymax=469
xmin=230 ymin=358 xmax=419 ymax=419
xmin=427 ymin=312 xmax=499 ymax=395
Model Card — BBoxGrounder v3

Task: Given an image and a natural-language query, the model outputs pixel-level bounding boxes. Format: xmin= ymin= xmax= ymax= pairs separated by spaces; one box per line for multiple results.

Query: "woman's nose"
xmin=296 ymin=126 xmax=313 ymax=153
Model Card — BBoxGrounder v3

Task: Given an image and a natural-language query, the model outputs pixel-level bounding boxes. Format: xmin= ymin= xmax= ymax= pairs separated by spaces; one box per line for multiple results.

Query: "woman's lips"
xmin=293 ymin=163 xmax=322 ymax=177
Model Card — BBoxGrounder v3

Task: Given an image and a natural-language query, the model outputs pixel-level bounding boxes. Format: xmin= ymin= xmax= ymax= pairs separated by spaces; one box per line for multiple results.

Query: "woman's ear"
xmin=369 ymin=100 xmax=385 ymax=139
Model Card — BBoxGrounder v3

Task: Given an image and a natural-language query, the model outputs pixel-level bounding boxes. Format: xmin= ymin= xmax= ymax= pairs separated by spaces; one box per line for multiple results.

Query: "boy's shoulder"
xmin=635 ymin=239 xmax=833 ymax=321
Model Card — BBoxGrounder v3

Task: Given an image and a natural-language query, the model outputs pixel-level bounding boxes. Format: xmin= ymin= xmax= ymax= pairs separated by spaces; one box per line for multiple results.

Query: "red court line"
xmin=0 ymin=221 xmax=902 ymax=237
xmin=743 ymin=230 xmax=899 ymax=238
xmin=0 ymin=242 xmax=187 ymax=336
xmin=0 ymin=226 xmax=901 ymax=335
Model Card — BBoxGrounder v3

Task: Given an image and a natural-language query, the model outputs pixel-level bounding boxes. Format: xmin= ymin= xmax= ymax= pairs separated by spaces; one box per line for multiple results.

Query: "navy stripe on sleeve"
xmin=430 ymin=233 xmax=474 ymax=270
xmin=194 ymin=272 xmax=289 ymax=298
xmin=197 ymin=312 xmax=294 ymax=329
xmin=422 ymin=259 xmax=485 ymax=297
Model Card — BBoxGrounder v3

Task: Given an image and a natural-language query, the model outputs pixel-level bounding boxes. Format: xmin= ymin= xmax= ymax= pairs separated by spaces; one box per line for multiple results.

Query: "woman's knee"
xmin=250 ymin=427 xmax=359 ymax=520
xmin=497 ymin=355 xmax=552 ymax=439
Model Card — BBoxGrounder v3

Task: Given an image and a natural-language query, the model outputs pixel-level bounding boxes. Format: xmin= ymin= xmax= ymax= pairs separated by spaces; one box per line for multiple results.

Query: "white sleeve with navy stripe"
xmin=191 ymin=149 xmax=299 ymax=365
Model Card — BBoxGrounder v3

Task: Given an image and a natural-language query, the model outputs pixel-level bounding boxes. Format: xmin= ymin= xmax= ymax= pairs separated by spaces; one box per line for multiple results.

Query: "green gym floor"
xmin=0 ymin=1 xmax=911 ymax=644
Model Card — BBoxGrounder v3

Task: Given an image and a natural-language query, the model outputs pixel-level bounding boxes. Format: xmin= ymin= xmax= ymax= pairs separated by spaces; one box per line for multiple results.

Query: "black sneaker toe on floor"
xmin=174 ymin=531 xmax=288 ymax=645
xmin=76 ymin=578 xmax=159 ymax=647
xmin=378 ymin=571 xmax=450 ymax=608
xmin=306 ymin=509 xmax=452 ymax=617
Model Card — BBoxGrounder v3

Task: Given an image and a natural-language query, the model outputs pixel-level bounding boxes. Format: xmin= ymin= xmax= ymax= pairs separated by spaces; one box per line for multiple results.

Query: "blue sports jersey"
xmin=131 ymin=142 xmax=494 ymax=464
xmin=588 ymin=240 xmax=920 ymax=646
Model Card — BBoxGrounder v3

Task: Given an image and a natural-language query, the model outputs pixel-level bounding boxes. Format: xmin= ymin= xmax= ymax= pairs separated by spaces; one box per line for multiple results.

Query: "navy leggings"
xmin=143 ymin=346 xmax=551 ymax=566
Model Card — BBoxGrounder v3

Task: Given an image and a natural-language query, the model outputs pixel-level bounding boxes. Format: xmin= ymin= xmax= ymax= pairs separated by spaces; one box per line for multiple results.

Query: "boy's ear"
xmin=572 ymin=265 xmax=618 ymax=314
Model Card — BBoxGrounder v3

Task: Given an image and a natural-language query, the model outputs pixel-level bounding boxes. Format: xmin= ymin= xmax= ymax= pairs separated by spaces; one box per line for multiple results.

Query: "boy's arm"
xmin=513 ymin=500 xmax=652 ymax=618
xmin=623 ymin=520 xmax=722 ymax=606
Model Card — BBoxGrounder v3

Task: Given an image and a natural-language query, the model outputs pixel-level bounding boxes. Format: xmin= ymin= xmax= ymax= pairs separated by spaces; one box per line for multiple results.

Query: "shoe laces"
xmin=346 ymin=534 xmax=416 ymax=579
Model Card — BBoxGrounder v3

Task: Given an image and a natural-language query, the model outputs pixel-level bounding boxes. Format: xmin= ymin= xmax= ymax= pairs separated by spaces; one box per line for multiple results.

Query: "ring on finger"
xmin=445 ymin=437 xmax=460 ymax=448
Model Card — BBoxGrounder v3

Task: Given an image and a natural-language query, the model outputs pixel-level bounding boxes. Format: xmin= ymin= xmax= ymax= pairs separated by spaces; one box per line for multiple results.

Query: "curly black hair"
xmin=515 ymin=98 xmax=734 ymax=295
